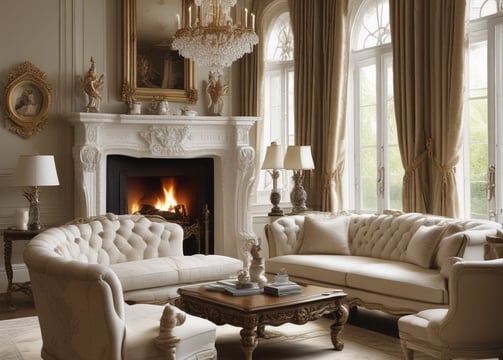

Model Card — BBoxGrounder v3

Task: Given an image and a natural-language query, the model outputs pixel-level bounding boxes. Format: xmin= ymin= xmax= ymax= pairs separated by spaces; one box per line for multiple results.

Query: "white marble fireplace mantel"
xmin=67 ymin=112 xmax=261 ymax=259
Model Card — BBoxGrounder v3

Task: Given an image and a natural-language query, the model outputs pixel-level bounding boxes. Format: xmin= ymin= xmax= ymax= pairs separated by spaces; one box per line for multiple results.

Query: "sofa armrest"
xmin=462 ymin=228 xmax=499 ymax=261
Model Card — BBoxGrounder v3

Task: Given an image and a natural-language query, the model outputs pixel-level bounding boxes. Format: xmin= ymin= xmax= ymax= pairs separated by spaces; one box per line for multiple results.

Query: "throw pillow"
xmin=405 ymin=224 xmax=446 ymax=268
xmin=298 ymin=215 xmax=350 ymax=255
xmin=440 ymin=256 xmax=464 ymax=278
xmin=434 ymin=224 xmax=466 ymax=269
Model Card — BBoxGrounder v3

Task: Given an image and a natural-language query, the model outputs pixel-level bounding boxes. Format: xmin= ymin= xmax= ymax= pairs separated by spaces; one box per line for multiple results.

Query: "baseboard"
xmin=0 ymin=264 xmax=30 ymax=291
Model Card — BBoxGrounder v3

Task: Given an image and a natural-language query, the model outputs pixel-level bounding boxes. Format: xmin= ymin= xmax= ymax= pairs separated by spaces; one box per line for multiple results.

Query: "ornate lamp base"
xmin=268 ymin=190 xmax=284 ymax=216
xmin=290 ymin=171 xmax=308 ymax=214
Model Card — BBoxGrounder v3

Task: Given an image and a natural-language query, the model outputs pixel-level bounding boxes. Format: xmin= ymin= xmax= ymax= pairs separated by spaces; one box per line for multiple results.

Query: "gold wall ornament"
xmin=123 ymin=0 xmax=197 ymax=103
xmin=3 ymin=61 xmax=52 ymax=139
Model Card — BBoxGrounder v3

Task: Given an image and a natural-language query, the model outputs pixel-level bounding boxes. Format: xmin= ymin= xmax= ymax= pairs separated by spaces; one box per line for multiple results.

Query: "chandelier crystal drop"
xmin=172 ymin=0 xmax=259 ymax=77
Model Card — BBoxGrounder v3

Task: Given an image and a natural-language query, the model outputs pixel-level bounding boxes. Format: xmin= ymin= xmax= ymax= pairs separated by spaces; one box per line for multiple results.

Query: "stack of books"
xmin=205 ymin=279 xmax=263 ymax=296
xmin=263 ymin=281 xmax=303 ymax=296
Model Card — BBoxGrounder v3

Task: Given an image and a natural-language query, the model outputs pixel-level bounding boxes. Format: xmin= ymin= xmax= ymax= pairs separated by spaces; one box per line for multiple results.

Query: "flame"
xmin=155 ymin=181 xmax=178 ymax=211
xmin=131 ymin=203 xmax=140 ymax=214
xmin=128 ymin=177 xmax=184 ymax=214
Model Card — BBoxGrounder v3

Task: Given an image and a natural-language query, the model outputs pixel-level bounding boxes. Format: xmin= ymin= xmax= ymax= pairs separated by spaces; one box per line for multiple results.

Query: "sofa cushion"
xmin=266 ymin=254 xmax=383 ymax=286
xmin=298 ymin=215 xmax=350 ymax=255
xmin=171 ymin=255 xmax=243 ymax=283
xmin=405 ymin=224 xmax=446 ymax=268
xmin=346 ymin=261 xmax=448 ymax=304
xmin=110 ymin=258 xmax=180 ymax=291
xmin=111 ymin=255 xmax=243 ymax=292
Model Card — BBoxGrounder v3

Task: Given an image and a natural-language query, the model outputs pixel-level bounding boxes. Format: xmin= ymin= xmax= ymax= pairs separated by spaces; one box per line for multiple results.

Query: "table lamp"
xmin=284 ymin=145 xmax=315 ymax=214
xmin=261 ymin=141 xmax=284 ymax=216
xmin=13 ymin=155 xmax=60 ymax=230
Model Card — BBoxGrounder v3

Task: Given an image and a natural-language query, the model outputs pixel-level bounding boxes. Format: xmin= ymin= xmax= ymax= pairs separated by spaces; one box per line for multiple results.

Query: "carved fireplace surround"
xmin=68 ymin=113 xmax=260 ymax=259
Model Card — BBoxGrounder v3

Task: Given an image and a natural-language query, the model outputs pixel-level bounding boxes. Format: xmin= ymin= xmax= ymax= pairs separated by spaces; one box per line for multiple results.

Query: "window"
xmin=348 ymin=0 xmax=402 ymax=212
xmin=462 ymin=0 xmax=503 ymax=220
xmin=256 ymin=11 xmax=295 ymax=204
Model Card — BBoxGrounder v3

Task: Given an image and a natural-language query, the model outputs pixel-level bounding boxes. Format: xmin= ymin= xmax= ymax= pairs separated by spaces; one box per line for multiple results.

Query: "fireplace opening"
xmin=106 ymin=155 xmax=214 ymax=255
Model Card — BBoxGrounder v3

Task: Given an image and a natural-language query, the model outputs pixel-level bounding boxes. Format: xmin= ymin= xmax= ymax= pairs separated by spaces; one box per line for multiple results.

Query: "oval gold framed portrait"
xmin=3 ymin=61 xmax=52 ymax=139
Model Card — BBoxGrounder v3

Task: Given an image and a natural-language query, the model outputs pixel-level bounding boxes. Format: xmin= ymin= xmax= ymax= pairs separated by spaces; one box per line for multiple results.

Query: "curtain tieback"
xmin=404 ymin=150 xmax=428 ymax=183
xmin=324 ymin=171 xmax=337 ymax=190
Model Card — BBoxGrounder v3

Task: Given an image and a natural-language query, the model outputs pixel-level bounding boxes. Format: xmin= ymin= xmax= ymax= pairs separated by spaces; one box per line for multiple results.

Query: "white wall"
xmin=0 ymin=0 xmax=239 ymax=289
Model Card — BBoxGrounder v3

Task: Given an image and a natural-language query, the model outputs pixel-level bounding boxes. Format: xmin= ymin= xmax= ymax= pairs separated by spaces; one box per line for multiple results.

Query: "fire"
xmin=155 ymin=181 xmax=178 ymax=212
xmin=129 ymin=177 xmax=182 ymax=214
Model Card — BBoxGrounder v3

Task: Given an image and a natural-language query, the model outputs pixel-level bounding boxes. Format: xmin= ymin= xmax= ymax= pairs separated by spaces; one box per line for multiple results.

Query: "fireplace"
xmin=106 ymin=155 xmax=214 ymax=254
xmin=68 ymin=113 xmax=260 ymax=260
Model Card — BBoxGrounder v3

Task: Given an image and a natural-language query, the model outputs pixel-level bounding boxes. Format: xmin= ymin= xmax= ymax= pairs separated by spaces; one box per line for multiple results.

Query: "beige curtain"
xmin=390 ymin=0 xmax=465 ymax=217
xmin=289 ymin=0 xmax=349 ymax=211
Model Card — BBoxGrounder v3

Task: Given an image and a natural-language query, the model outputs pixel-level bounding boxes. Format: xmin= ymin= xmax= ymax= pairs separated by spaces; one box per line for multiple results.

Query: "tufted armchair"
xmin=398 ymin=258 xmax=503 ymax=360
xmin=23 ymin=213 xmax=219 ymax=360
xmin=24 ymin=243 xmax=217 ymax=360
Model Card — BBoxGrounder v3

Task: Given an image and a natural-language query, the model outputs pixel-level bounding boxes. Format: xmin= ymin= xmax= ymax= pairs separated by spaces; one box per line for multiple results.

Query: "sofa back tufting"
xmin=29 ymin=213 xmax=184 ymax=265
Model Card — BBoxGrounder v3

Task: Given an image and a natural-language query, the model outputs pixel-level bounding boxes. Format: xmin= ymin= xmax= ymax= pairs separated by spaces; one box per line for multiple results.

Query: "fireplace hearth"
xmin=68 ymin=113 xmax=260 ymax=260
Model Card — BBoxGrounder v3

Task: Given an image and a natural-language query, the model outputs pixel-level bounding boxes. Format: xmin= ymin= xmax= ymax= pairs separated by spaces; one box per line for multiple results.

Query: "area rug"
xmin=0 ymin=315 xmax=438 ymax=360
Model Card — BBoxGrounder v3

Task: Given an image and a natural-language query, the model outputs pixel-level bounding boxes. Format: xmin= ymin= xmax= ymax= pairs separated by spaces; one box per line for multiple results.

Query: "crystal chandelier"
xmin=172 ymin=0 xmax=259 ymax=78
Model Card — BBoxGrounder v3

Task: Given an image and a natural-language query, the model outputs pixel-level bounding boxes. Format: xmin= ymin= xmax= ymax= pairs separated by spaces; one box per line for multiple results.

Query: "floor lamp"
xmin=261 ymin=141 xmax=284 ymax=216
xmin=284 ymin=146 xmax=315 ymax=214
xmin=13 ymin=155 xmax=60 ymax=230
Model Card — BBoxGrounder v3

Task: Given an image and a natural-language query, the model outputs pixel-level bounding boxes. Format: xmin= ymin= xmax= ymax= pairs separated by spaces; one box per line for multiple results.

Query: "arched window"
xmin=348 ymin=0 xmax=402 ymax=212
xmin=256 ymin=9 xmax=295 ymax=206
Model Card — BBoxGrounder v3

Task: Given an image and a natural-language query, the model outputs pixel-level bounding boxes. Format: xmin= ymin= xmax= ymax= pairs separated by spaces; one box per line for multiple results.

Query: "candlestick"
xmin=176 ymin=14 xmax=181 ymax=29
xmin=244 ymin=8 xmax=248 ymax=28
xmin=251 ymin=13 xmax=255 ymax=31
xmin=188 ymin=6 xmax=192 ymax=27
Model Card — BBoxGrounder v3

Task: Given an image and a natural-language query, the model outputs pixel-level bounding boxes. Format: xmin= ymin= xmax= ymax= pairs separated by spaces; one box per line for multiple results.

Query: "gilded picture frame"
xmin=3 ymin=61 xmax=52 ymax=139
xmin=122 ymin=0 xmax=198 ymax=104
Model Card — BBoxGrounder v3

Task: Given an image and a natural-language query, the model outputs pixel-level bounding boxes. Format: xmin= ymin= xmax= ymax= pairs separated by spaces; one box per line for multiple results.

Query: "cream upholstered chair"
xmin=24 ymin=241 xmax=217 ymax=360
xmin=398 ymin=258 xmax=503 ymax=360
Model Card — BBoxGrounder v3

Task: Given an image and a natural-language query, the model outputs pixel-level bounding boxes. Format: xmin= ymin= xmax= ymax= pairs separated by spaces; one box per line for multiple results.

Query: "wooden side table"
xmin=485 ymin=235 xmax=503 ymax=260
xmin=3 ymin=227 xmax=45 ymax=309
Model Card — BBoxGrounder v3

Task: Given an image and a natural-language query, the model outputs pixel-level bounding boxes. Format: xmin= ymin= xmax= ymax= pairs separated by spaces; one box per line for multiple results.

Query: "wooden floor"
xmin=0 ymin=292 xmax=37 ymax=320
xmin=0 ymin=291 xmax=400 ymax=338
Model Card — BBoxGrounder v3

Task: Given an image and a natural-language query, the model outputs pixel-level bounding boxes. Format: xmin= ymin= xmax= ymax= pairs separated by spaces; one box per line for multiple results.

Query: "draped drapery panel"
xmin=390 ymin=0 xmax=465 ymax=217
xmin=289 ymin=0 xmax=349 ymax=211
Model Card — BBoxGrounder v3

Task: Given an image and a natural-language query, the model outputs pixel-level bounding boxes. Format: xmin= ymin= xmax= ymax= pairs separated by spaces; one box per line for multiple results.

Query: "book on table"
xmin=263 ymin=281 xmax=303 ymax=296
xmin=204 ymin=279 xmax=263 ymax=296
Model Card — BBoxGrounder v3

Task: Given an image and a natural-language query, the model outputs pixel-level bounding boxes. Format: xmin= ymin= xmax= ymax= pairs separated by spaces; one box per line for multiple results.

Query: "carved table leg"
xmin=4 ymin=237 xmax=14 ymax=309
xmin=330 ymin=304 xmax=349 ymax=350
xmin=240 ymin=326 xmax=258 ymax=360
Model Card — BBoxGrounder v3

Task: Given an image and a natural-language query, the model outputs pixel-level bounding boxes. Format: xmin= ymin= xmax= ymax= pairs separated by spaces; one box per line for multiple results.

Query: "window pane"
xmin=360 ymin=62 xmax=377 ymax=210
xmin=355 ymin=0 xmax=391 ymax=50
xmin=361 ymin=147 xmax=377 ymax=210
xmin=266 ymin=13 xmax=293 ymax=61
xmin=469 ymin=0 xmax=498 ymax=20
xmin=468 ymin=38 xmax=488 ymax=219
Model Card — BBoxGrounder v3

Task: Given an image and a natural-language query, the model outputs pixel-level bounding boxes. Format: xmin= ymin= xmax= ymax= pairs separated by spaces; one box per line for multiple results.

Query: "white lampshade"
xmin=261 ymin=141 xmax=284 ymax=169
xmin=13 ymin=155 xmax=60 ymax=187
xmin=284 ymin=146 xmax=315 ymax=170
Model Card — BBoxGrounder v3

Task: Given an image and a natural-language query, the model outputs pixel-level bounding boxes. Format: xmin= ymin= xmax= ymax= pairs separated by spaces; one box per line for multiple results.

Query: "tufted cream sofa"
xmin=265 ymin=212 xmax=501 ymax=315
xmin=26 ymin=213 xmax=243 ymax=303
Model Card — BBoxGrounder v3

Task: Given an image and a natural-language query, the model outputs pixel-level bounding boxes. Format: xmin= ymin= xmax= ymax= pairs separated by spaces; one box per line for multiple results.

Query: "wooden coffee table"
xmin=177 ymin=284 xmax=348 ymax=360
